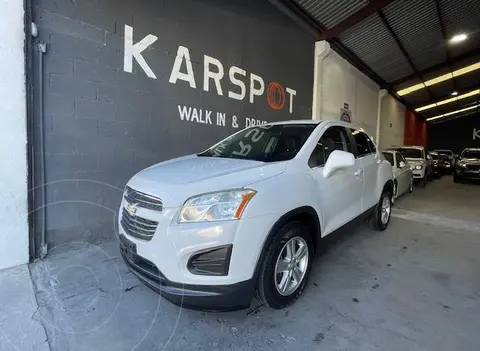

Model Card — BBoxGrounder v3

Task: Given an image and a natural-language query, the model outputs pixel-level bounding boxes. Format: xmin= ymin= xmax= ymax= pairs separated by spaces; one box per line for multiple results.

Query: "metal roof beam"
xmin=391 ymin=48 xmax=480 ymax=86
xmin=320 ymin=0 xmax=397 ymax=40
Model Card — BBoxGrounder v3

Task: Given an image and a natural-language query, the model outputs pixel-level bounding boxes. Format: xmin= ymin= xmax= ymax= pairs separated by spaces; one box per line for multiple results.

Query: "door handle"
xmin=354 ymin=169 xmax=363 ymax=176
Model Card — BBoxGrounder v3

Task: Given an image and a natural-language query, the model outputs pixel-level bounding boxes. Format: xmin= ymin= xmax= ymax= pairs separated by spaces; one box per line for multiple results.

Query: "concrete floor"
xmin=24 ymin=176 xmax=480 ymax=350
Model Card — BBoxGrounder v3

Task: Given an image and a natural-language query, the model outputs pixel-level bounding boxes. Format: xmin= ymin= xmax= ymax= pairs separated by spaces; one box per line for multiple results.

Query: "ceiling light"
xmin=426 ymin=104 xmax=479 ymax=122
xmin=451 ymin=91 xmax=458 ymax=96
xmin=415 ymin=89 xmax=480 ymax=112
xmin=450 ymin=33 xmax=468 ymax=44
xmin=397 ymin=61 xmax=480 ymax=96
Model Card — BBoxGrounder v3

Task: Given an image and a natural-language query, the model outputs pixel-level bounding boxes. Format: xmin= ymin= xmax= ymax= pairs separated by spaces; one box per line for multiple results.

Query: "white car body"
xmin=382 ymin=150 xmax=414 ymax=202
xmin=119 ymin=120 xmax=393 ymax=310
xmin=388 ymin=146 xmax=431 ymax=182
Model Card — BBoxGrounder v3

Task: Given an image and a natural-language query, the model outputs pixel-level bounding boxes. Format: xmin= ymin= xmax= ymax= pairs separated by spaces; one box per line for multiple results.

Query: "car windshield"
xmin=395 ymin=148 xmax=423 ymax=159
xmin=382 ymin=152 xmax=394 ymax=166
xmin=436 ymin=150 xmax=453 ymax=156
xmin=198 ymin=124 xmax=317 ymax=162
xmin=461 ymin=150 xmax=480 ymax=159
xmin=430 ymin=153 xmax=438 ymax=160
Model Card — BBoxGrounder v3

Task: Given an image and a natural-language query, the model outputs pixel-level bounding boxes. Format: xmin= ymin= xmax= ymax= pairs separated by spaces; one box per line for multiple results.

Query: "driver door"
xmin=308 ymin=126 xmax=363 ymax=236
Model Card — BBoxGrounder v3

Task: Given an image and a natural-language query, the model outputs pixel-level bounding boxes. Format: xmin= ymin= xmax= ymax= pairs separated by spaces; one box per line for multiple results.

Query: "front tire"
xmin=391 ymin=181 xmax=398 ymax=204
xmin=369 ymin=189 xmax=392 ymax=231
xmin=408 ymin=178 xmax=414 ymax=193
xmin=256 ymin=221 xmax=314 ymax=309
xmin=453 ymin=173 xmax=461 ymax=183
xmin=419 ymin=175 xmax=427 ymax=188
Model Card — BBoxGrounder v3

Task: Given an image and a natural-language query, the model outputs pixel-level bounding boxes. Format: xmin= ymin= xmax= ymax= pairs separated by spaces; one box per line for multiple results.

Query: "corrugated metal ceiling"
xmin=382 ymin=0 xmax=447 ymax=71
xmin=292 ymin=0 xmax=368 ymax=28
xmin=339 ymin=13 xmax=413 ymax=82
xmin=289 ymin=0 xmax=480 ymax=117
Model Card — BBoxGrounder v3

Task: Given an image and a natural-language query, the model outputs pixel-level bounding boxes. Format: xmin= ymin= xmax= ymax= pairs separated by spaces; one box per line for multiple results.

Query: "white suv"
xmin=119 ymin=120 xmax=394 ymax=310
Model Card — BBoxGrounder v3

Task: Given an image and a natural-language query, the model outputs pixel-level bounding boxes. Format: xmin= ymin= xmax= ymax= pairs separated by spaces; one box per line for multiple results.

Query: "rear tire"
xmin=369 ymin=189 xmax=392 ymax=231
xmin=256 ymin=221 xmax=314 ymax=309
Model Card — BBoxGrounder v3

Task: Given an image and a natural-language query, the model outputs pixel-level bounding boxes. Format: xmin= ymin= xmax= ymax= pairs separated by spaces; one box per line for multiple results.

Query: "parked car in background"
xmin=429 ymin=151 xmax=444 ymax=178
xmin=454 ymin=148 xmax=480 ymax=183
xmin=433 ymin=149 xmax=454 ymax=173
xmin=382 ymin=150 xmax=414 ymax=203
xmin=388 ymin=146 xmax=432 ymax=187
xmin=119 ymin=120 xmax=394 ymax=310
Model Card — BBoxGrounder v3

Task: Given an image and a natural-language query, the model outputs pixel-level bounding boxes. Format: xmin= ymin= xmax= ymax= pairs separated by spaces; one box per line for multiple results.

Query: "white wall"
xmin=378 ymin=93 xmax=406 ymax=148
xmin=312 ymin=41 xmax=405 ymax=146
xmin=0 ymin=1 xmax=28 ymax=269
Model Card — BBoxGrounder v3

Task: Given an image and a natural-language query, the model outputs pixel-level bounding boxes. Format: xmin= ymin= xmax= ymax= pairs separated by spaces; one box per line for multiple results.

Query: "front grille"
xmin=124 ymin=186 xmax=163 ymax=212
xmin=467 ymin=165 xmax=480 ymax=171
xmin=121 ymin=208 xmax=158 ymax=241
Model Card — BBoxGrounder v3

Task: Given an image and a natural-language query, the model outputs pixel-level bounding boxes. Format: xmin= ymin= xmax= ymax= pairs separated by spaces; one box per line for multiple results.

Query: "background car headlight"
xmin=415 ymin=165 xmax=423 ymax=170
xmin=178 ymin=189 xmax=256 ymax=223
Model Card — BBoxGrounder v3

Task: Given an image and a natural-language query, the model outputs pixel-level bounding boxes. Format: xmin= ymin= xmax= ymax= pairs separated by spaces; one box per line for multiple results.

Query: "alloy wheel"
xmin=274 ymin=237 xmax=309 ymax=296
xmin=381 ymin=196 xmax=391 ymax=225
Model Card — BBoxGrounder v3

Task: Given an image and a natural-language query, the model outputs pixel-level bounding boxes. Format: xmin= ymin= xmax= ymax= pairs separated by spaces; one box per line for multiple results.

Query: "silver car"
xmin=382 ymin=150 xmax=414 ymax=203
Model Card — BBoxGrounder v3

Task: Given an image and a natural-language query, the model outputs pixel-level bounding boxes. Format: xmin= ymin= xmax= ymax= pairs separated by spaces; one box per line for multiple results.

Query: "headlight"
xmin=458 ymin=163 xmax=467 ymax=168
xmin=415 ymin=165 xmax=423 ymax=170
xmin=178 ymin=189 xmax=256 ymax=223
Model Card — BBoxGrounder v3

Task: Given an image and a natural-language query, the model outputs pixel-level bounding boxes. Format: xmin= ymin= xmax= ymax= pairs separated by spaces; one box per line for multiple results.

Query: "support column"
xmin=312 ymin=41 xmax=331 ymax=120
xmin=375 ymin=89 xmax=387 ymax=145
xmin=0 ymin=0 xmax=28 ymax=269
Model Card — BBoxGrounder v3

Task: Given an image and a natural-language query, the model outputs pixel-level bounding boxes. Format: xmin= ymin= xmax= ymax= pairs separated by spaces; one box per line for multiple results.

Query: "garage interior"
xmin=1 ymin=0 xmax=480 ymax=350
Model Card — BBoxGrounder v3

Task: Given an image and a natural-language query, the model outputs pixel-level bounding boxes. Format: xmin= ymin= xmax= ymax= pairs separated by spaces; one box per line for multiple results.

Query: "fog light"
xmin=187 ymin=245 xmax=232 ymax=276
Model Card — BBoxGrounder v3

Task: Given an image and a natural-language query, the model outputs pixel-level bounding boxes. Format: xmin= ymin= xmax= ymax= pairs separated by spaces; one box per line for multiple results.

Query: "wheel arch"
xmin=252 ymin=206 xmax=321 ymax=280
xmin=383 ymin=179 xmax=395 ymax=199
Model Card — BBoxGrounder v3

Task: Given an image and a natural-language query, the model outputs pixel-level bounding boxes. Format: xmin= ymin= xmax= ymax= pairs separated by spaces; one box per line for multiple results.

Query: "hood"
xmin=459 ymin=158 xmax=480 ymax=165
xmin=127 ymin=155 xmax=286 ymax=206
xmin=405 ymin=157 xmax=424 ymax=164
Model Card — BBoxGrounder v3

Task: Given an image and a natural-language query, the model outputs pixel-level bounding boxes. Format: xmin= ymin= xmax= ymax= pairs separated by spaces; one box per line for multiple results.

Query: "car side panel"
xmin=359 ymin=152 xmax=382 ymax=211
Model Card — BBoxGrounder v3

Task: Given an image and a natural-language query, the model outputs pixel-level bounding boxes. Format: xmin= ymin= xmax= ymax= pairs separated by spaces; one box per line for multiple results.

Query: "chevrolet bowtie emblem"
xmin=126 ymin=203 xmax=137 ymax=216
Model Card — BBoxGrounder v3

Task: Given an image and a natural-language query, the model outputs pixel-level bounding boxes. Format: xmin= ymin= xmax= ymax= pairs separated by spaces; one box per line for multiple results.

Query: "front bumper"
xmin=119 ymin=235 xmax=254 ymax=310
xmin=117 ymin=195 xmax=279 ymax=310
xmin=456 ymin=168 xmax=480 ymax=179
xmin=412 ymin=168 xmax=425 ymax=179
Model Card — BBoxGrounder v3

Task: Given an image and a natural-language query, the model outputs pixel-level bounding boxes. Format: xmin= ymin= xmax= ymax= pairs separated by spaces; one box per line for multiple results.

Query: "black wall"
xmin=32 ymin=0 xmax=315 ymax=253
xmin=428 ymin=113 xmax=480 ymax=154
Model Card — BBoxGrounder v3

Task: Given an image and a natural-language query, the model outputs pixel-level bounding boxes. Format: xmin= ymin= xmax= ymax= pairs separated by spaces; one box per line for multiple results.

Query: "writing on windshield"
xmin=199 ymin=124 xmax=317 ymax=162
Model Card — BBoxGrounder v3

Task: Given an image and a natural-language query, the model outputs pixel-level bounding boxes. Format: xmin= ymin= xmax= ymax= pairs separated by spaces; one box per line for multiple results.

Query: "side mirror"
xmin=323 ymin=150 xmax=355 ymax=178
xmin=399 ymin=161 xmax=406 ymax=168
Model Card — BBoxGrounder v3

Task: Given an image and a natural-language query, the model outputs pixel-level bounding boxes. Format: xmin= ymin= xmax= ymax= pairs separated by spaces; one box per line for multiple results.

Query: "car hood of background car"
xmin=126 ymin=155 xmax=287 ymax=206
xmin=459 ymin=158 xmax=480 ymax=165
xmin=405 ymin=157 xmax=424 ymax=164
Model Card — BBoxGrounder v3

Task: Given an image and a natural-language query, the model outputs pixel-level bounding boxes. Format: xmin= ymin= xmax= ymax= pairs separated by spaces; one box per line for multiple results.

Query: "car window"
xmin=308 ymin=126 xmax=352 ymax=168
xmin=351 ymin=129 xmax=374 ymax=157
xmin=382 ymin=152 xmax=394 ymax=166
xmin=395 ymin=153 xmax=403 ymax=166
xmin=199 ymin=124 xmax=317 ymax=162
